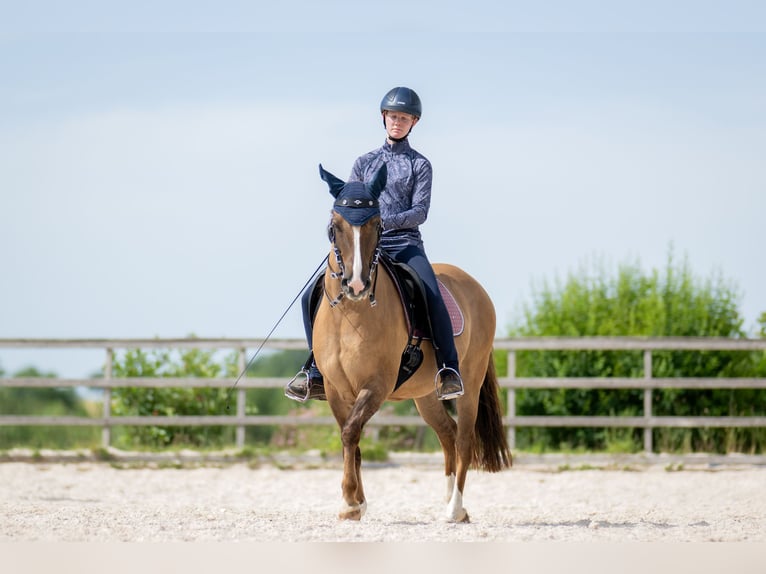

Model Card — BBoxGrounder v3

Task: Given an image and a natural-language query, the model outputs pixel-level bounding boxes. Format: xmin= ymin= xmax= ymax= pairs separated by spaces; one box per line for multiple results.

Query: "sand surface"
xmin=2 ymin=458 xmax=764 ymax=543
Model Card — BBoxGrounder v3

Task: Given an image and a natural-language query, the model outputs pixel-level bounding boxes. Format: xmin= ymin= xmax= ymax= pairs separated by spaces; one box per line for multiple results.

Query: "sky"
xmin=1 ymin=1 xmax=765 ymax=376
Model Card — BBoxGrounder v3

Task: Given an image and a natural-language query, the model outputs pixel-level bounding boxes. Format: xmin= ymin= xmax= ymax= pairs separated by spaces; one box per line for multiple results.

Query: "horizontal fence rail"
xmin=1 ymin=337 xmax=765 ymax=452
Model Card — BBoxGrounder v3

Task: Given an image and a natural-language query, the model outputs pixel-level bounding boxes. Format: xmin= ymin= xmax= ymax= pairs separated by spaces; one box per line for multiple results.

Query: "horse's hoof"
xmin=338 ymin=501 xmax=367 ymax=521
xmin=446 ymin=509 xmax=470 ymax=523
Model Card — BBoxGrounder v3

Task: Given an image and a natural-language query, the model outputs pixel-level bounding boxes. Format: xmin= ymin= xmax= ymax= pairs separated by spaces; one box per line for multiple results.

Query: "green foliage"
xmin=0 ymin=367 xmax=100 ymax=449
xmin=110 ymin=346 xmax=330 ymax=450
xmin=508 ymin=250 xmax=765 ymax=454
xmin=515 ymin=252 xmax=743 ymax=337
xmin=244 ymin=349 xmax=308 ymax=445
xmin=248 ymin=349 xmax=308 ymax=377
xmin=111 ymin=347 xmax=239 ymax=448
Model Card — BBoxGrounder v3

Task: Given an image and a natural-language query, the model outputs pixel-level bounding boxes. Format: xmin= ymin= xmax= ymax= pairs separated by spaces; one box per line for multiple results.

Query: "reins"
xmin=224 ymin=255 xmax=329 ymax=410
xmin=228 ymin=215 xmax=382 ymax=408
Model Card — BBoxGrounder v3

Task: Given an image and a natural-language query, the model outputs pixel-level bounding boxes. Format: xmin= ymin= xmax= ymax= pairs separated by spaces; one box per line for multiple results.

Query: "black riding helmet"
xmin=380 ymin=87 xmax=422 ymax=138
xmin=380 ymin=86 xmax=422 ymax=118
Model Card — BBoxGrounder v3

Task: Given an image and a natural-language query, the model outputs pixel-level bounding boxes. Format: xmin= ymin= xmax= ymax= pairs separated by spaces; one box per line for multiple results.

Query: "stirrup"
xmin=284 ymin=369 xmax=311 ymax=403
xmin=435 ymin=366 xmax=464 ymax=400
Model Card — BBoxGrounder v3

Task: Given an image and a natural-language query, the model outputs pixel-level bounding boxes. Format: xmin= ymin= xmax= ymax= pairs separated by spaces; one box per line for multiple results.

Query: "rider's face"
xmin=384 ymin=111 xmax=418 ymax=141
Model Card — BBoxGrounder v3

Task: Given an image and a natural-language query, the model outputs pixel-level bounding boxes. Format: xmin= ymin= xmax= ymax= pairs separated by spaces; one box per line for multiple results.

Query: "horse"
xmin=311 ymin=163 xmax=511 ymax=523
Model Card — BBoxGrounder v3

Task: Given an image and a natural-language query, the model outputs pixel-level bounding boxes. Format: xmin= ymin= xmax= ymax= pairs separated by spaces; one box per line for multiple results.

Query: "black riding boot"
xmin=286 ymin=275 xmax=327 ymax=402
xmin=435 ymin=366 xmax=463 ymax=400
xmin=285 ymin=361 xmax=326 ymax=402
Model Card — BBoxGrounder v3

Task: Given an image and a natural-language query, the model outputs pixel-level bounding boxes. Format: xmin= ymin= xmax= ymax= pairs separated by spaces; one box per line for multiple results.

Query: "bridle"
xmin=325 ymin=219 xmax=383 ymax=308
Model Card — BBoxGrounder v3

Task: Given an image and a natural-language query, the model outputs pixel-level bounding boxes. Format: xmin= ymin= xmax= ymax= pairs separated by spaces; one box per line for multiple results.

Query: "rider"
xmin=285 ymin=86 xmax=464 ymax=402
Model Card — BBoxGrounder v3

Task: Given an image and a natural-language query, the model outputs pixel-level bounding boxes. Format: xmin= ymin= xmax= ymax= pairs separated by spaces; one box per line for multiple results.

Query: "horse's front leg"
xmin=337 ymin=388 xmax=385 ymax=521
xmin=340 ymin=444 xmax=364 ymax=520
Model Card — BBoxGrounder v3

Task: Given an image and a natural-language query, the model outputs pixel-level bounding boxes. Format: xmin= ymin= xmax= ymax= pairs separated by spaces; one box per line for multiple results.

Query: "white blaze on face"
xmin=348 ymin=226 xmax=365 ymax=295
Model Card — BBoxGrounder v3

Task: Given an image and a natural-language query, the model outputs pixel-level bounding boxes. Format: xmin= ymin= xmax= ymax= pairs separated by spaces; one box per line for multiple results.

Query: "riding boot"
xmin=285 ymin=361 xmax=327 ymax=402
xmin=435 ymin=366 xmax=464 ymax=400
xmin=285 ymin=276 xmax=327 ymax=403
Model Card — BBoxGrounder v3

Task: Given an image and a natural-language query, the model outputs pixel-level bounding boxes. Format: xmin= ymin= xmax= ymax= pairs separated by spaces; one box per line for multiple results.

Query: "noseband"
xmin=326 ymin=221 xmax=383 ymax=308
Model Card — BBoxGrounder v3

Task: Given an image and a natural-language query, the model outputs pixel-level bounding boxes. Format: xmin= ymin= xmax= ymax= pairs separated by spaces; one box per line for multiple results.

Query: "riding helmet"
xmin=380 ymin=87 xmax=422 ymax=118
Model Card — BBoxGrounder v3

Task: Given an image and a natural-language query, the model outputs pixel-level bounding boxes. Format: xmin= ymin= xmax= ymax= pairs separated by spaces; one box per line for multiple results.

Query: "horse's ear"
xmin=367 ymin=163 xmax=387 ymax=199
xmin=319 ymin=164 xmax=346 ymax=199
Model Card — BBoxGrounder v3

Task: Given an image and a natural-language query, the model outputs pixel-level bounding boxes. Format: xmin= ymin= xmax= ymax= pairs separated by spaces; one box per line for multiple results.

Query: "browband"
xmin=334 ymin=197 xmax=379 ymax=208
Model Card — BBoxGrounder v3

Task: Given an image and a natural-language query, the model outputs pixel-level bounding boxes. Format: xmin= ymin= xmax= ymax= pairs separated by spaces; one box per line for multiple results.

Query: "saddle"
xmin=379 ymin=254 xmax=464 ymax=341
xmin=307 ymin=254 xmax=464 ymax=389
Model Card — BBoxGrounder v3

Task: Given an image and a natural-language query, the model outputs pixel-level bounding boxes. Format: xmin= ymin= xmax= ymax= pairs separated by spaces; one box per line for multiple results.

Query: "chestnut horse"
xmin=312 ymin=164 xmax=511 ymax=523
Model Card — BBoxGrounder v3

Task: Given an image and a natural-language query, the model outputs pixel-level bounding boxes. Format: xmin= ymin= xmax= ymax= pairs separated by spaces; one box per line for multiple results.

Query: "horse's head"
xmin=319 ymin=163 xmax=387 ymax=303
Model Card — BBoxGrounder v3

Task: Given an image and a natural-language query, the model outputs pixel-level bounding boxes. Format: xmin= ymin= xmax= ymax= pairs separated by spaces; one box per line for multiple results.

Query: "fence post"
xmin=643 ymin=349 xmax=653 ymax=454
xmin=102 ymin=348 xmax=113 ymax=448
xmin=236 ymin=348 xmax=246 ymax=449
xmin=507 ymin=350 xmax=516 ymax=450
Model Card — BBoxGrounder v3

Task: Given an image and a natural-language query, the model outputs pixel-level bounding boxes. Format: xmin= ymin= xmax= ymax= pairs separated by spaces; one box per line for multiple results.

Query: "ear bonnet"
xmin=319 ymin=163 xmax=387 ymax=226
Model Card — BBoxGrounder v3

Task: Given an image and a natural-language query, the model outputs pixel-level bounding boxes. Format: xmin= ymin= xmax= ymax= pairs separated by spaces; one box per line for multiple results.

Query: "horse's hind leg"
xmin=413 ymin=395 xmax=458 ymax=502
xmin=446 ymin=394 xmax=481 ymax=523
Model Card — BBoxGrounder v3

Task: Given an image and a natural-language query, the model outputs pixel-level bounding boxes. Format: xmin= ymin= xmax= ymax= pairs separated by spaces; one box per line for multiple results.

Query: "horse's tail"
xmin=472 ymin=350 xmax=512 ymax=472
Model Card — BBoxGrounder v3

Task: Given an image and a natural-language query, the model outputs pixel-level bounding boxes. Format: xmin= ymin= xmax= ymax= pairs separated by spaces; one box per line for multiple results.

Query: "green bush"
xmin=111 ymin=346 xmax=241 ymax=448
xmin=509 ymin=250 xmax=765 ymax=454
xmin=110 ymin=346 xmax=320 ymax=450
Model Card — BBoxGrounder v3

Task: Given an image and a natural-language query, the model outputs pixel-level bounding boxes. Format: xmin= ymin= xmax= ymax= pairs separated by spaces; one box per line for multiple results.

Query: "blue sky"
xmin=1 ymin=1 xmax=765 ymax=376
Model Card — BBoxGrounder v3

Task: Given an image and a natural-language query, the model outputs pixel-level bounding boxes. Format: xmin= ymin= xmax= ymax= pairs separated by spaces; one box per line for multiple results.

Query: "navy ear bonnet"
xmin=319 ymin=163 xmax=387 ymax=226
xmin=333 ymin=182 xmax=379 ymax=225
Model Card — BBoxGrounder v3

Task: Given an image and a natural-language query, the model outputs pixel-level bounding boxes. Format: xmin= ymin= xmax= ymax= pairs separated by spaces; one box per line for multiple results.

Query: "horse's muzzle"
xmin=341 ymin=277 xmax=371 ymax=301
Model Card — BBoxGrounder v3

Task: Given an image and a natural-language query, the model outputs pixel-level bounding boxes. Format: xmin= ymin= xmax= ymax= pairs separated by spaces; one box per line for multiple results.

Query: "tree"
xmin=0 ymin=366 xmax=99 ymax=449
xmin=508 ymin=250 xmax=765 ymax=453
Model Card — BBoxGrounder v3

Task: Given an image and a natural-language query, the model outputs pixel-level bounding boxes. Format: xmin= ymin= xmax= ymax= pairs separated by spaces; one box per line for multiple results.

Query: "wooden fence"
xmin=1 ymin=337 xmax=765 ymax=453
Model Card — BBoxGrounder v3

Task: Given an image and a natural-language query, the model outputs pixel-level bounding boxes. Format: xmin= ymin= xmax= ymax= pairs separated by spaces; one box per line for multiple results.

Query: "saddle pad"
xmin=439 ymin=280 xmax=465 ymax=337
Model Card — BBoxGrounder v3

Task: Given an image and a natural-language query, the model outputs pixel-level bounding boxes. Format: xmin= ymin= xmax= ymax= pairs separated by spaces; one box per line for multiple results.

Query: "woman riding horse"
xmin=285 ymin=160 xmax=510 ymax=522
xmin=286 ymin=86 xmax=463 ymax=402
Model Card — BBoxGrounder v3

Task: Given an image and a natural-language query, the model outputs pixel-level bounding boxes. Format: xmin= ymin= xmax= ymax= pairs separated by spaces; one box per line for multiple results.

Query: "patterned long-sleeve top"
xmin=348 ymin=139 xmax=433 ymax=243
